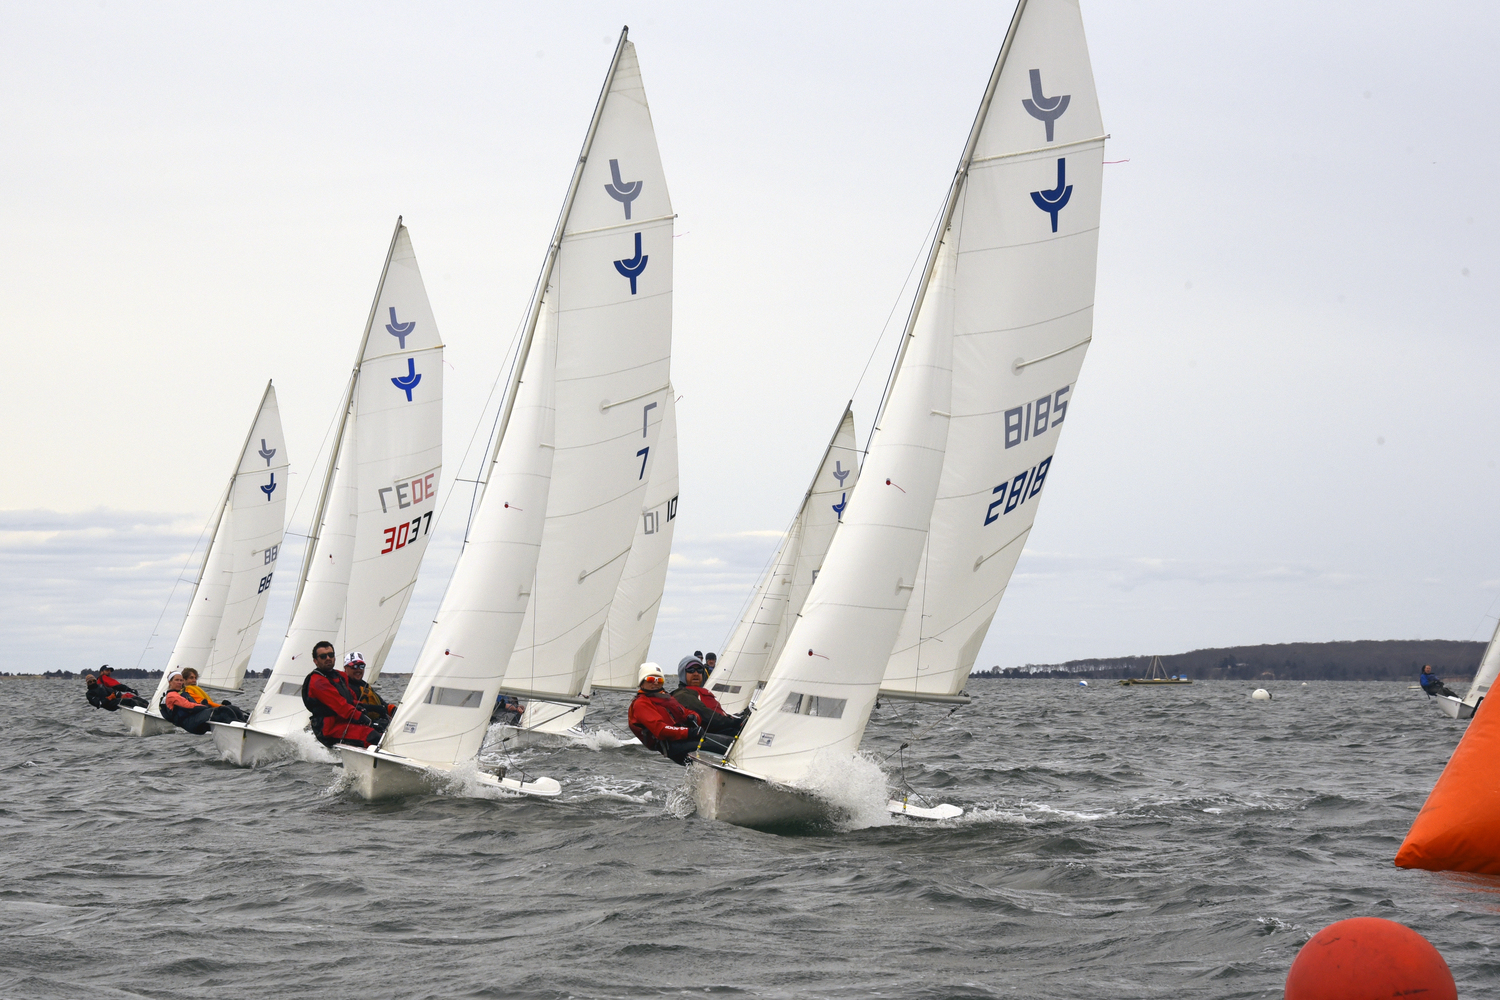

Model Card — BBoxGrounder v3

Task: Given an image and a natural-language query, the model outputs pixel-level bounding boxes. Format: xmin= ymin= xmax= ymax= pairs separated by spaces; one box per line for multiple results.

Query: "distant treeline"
xmin=973 ymin=640 xmax=1486 ymax=682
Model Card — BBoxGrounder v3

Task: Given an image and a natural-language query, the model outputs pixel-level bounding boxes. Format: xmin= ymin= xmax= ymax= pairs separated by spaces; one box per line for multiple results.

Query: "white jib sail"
xmin=380 ymin=304 xmax=558 ymax=767
xmin=1465 ymin=618 xmax=1500 ymax=707
xmin=152 ymin=382 xmax=289 ymax=706
xmin=881 ymin=0 xmax=1105 ymax=702
xmin=251 ymin=222 xmax=444 ymax=734
xmin=499 ymin=38 xmax=673 ymax=709
xmin=728 ymin=240 xmax=956 ymax=785
xmin=589 ymin=389 xmax=679 ymax=691
xmin=712 ymin=406 xmax=860 ymax=715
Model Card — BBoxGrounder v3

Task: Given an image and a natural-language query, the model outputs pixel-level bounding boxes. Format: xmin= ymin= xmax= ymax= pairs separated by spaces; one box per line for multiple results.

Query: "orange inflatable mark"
xmin=1396 ymin=695 xmax=1500 ymax=873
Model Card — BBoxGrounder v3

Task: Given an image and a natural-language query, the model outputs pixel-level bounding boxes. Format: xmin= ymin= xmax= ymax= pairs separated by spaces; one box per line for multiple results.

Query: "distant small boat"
xmin=1431 ymin=619 xmax=1498 ymax=720
xmin=1119 ymin=656 xmax=1192 ymax=686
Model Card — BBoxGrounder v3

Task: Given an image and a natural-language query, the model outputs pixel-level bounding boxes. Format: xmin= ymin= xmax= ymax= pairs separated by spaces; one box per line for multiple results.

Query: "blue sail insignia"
xmin=833 ymin=461 xmax=849 ymax=487
xmin=261 ymin=472 xmax=277 ymax=501
xmin=831 ymin=492 xmax=848 ymax=521
xmin=258 ymin=439 xmax=276 ymax=466
xmin=1021 ymin=69 xmax=1070 ymax=142
xmin=391 ymin=358 xmax=422 ymax=402
xmin=603 ymin=159 xmax=643 ymax=219
xmin=385 ymin=307 xmax=415 ymax=349
xmin=1030 ymin=158 xmax=1073 ymax=233
xmin=613 ymin=232 xmax=649 ymax=294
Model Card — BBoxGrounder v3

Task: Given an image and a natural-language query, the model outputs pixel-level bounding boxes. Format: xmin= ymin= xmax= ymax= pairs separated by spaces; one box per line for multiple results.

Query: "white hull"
xmin=120 ymin=706 xmax=177 ymax=738
xmin=208 ymin=721 xmax=290 ymax=766
xmin=692 ymin=758 xmax=963 ymax=829
xmin=336 ymin=745 xmax=563 ymax=802
xmin=1433 ymin=695 xmax=1474 ymax=720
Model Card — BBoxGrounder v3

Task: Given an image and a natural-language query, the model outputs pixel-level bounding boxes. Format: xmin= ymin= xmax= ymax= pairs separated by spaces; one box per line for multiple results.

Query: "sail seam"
xmin=564 ymin=214 xmax=676 ymax=239
xmin=970 ymin=134 xmax=1108 ymax=165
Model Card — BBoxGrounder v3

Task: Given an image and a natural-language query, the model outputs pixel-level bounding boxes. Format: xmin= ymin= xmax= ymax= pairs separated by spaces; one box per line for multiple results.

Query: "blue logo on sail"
xmin=391 ymin=358 xmax=422 ymax=401
xmin=1021 ymin=69 xmax=1070 ymax=142
xmin=604 ymin=159 xmax=643 ymax=219
xmin=385 ymin=307 xmax=415 ymax=348
xmin=261 ymin=472 xmax=277 ymax=501
xmin=831 ymin=492 xmax=848 ymax=520
xmin=1030 ymin=158 xmax=1073 ymax=233
xmin=614 ymin=232 xmax=648 ymax=294
xmin=258 ymin=439 xmax=276 ymax=466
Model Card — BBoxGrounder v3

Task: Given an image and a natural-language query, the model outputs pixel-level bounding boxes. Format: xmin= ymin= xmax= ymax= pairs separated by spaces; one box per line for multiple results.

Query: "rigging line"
xmin=879 ymin=703 xmax=962 ymax=764
xmin=848 ymin=195 xmax=947 ymax=435
xmin=132 ymin=507 xmax=220 ymax=671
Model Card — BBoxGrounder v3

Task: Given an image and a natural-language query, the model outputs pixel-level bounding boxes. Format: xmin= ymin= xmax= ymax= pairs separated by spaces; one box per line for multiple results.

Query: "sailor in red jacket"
xmin=672 ymin=660 xmax=745 ymax=736
xmin=628 ymin=662 xmax=703 ymax=764
xmin=300 ymin=642 xmax=384 ymax=748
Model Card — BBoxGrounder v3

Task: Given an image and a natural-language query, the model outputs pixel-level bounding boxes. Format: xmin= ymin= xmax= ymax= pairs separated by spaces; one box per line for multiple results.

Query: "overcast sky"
xmin=5 ymin=1 xmax=1499 ymax=678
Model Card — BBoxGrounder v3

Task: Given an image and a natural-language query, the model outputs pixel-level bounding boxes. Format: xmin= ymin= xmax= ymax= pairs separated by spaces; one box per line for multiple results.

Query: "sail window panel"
xmin=778 ymin=692 xmax=847 ymax=719
xmin=424 ymin=686 xmax=485 ymax=709
xmin=278 ymin=682 xmax=302 ymax=697
xmin=712 ymin=683 xmax=742 ymax=694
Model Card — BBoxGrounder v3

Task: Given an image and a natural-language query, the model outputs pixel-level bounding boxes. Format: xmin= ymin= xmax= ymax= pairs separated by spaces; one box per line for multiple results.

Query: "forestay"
xmin=713 ymin=406 xmax=860 ymax=715
xmin=499 ymin=38 xmax=674 ymax=710
xmin=251 ymin=222 xmax=444 ymax=735
xmin=590 ymin=390 xmax=679 ymax=691
xmin=728 ymin=242 xmax=957 ymax=785
xmin=881 ymin=0 xmax=1104 ymax=702
xmin=150 ymin=383 xmax=289 ymax=706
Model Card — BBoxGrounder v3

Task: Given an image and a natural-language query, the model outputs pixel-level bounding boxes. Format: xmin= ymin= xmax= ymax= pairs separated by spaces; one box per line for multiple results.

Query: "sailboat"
xmin=122 ymin=383 xmax=290 ymax=736
xmin=1433 ymin=621 xmax=1500 ymax=719
xmin=209 ymin=220 xmax=444 ymax=765
xmin=337 ymin=28 xmax=674 ymax=799
xmin=711 ymin=405 xmax=860 ymax=716
xmin=1119 ymin=655 xmax=1192 ymax=686
xmin=692 ymin=0 xmax=1105 ymax=828
xmin=565 ymin=390 xmax=679 ymax=698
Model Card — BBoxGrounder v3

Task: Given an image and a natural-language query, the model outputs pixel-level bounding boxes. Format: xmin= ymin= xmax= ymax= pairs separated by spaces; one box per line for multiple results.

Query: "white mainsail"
xmin=1464 ymin=620 xmax=1500 ymax=708
xmin=250 ymin=221 xmax=444 ymax=735
xmin=728 ymin=242 xmax=957 ymax=785
xmin=712 ymin=406 xmax=860 ymax=715
xmin=590 ymin=389 xmax=680 ymax=691
xmin=498 ymin=36 xmax=674 ymax=715
xmin=150 ymin=382 xmax=289 ymax=707
xmin=380 ymin=303 xmax=558 ymax=766
xmin=880 ymin=0 xmax=1104 ymax=703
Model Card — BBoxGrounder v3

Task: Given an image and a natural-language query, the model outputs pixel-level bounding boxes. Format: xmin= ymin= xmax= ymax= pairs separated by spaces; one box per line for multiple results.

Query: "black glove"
xmin=686 ymin=721 xmax=702 ymax=740
xmin=360 ymin=714 xmax=379 ymax=728
xmin=737 ymin=708 xmax=751 ymax=720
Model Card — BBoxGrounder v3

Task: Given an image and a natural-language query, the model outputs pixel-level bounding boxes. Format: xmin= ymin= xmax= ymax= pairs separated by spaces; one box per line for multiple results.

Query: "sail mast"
xmin=477 ymin=28 xmax=632 ymax=510
xmin=868 ymin=1 xmax=1028 ymax=437
xmin=290 ymin=217 xmax=405 ymax=614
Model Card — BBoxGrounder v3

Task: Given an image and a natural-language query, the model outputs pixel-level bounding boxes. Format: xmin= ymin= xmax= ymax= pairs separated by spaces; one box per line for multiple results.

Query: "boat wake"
xmin=790 ymin=751 xmax=896 ymax=831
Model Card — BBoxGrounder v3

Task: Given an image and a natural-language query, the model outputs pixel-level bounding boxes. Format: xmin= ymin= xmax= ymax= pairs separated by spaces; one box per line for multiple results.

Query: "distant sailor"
xmin=300 ymin=641 xmax=385 ymax=748
xmin=492 ymin=694 xmax=524 ymax=726
xmin=629 ymin=663 xmax=731 ymax=765
xmin=672 ymin=660 xmax=744 ymax=737
xmin=159 ymin=673 xmax=215 ymax=733
xmin=179 ymin=668 xmax=249 ymax=722
xmin=1419 ymin=665 xmax=1457 ymax=699
xmin=341 ymin=653 xmax=396 ymax=725
xmin=83 ymin=672 xmax=146 ymax=712
xmin=96 ymin=665 xmax=136 ymax=696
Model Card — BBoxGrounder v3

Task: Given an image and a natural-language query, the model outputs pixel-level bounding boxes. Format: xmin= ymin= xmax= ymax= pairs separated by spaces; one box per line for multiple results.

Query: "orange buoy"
xmin=1285 ymin=917 xmax=1455 ymax=1000
xmin=1396 ymin=694 xmax=1500 ymax=872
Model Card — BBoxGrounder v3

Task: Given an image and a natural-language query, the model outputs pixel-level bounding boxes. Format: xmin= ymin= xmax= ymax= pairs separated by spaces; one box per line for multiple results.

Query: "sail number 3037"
xmin=381 ymin=512 xmax=433 ymax=554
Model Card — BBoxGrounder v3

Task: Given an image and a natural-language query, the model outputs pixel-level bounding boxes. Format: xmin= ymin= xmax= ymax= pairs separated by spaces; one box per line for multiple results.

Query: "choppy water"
xmin=4 ymin=678 xmax=1496 ymax=999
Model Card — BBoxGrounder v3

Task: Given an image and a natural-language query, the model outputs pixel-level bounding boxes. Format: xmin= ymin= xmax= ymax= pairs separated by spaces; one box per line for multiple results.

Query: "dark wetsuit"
xmin=347 ymin=677 xmax=395 ymax=724
xmin=1421 ymin=671 xmax=1457 ymax=699
xmin=671 ymin=684 xmax=744 ymax=737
